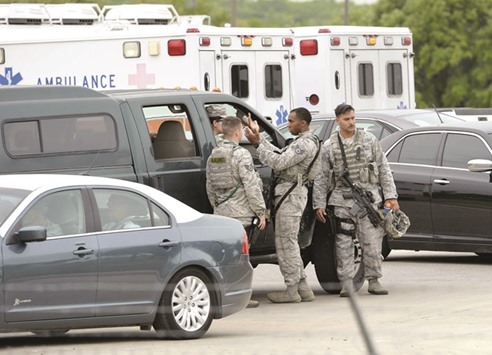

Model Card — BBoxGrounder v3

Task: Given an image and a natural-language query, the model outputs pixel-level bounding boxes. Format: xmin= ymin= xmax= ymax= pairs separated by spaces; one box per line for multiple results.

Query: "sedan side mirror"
xmin=467 ymin=159 xmax=492 ymax=172
xmin=16 ymin=226 xmax=47 ymax=243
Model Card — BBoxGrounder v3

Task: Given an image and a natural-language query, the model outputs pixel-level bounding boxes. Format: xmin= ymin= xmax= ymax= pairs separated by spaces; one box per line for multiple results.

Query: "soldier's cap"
xmin=206 ymin=105 xmax=227 ymax=121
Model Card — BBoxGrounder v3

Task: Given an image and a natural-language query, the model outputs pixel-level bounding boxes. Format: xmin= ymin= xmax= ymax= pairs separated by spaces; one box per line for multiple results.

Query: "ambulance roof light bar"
xmin=102 ymin=4 xmax=180 ymax=25
xmin=0 ymin=4 xmax=49 ymax=25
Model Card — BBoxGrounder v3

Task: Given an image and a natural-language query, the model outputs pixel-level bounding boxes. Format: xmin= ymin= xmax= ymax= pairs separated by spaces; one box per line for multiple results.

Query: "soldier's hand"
xmin=257 ymin=215 xmax=267 ymax=230
xmin=385 ymin=199 xmax=400 ymax=212
xmin=315 ymin=208 xmax=327 ymax=223
xmin=244 ymin=114 xmax=261 ymax=143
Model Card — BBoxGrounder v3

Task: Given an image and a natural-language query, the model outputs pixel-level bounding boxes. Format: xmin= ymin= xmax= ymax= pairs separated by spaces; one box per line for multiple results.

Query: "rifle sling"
xmin=273 ymin=136 xmax=321 ymax=215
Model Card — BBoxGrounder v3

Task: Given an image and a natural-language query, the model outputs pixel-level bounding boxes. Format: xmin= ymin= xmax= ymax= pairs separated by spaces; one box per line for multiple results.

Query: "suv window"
xmin=390 ymin=133 xmax=441 ymax=165
xmin=442 ymin=133 xmax=492 ymax=169
xmin=143 ymin=104 xmax=198 ymax=160
xmin=4 ymin=115 xmax=117 ymax=156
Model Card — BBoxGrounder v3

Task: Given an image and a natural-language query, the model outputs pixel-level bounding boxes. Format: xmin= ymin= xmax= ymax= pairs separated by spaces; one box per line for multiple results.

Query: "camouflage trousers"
xmin=334 ymin=206 xmax=385 ymax=282
xmin=274 ymin=190 xmax=307 ymax=287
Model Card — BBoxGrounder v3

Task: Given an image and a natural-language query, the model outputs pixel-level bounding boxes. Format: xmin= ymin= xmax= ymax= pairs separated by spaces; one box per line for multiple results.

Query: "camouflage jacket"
xmin=257 ymin=130 xmax=320 ymax=196
xmin=206 ymin=139 xmax=265 ymax=226
xmin=313 ymin=129 xmax=397 ymax=209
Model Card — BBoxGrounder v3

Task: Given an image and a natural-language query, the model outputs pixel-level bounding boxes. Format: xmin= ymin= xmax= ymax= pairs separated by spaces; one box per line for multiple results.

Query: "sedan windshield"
xmin=0 ymin=188 xmax=30 ymax=225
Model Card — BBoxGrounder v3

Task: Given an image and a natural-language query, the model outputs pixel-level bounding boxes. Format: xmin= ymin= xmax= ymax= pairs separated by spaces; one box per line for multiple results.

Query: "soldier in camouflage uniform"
xmin=313 ymin=103 xmax=399 ymax=297
xmin=206 ymin=116 xmax=266 ymax=308
xmin=245 ymin=107 xmax=320 ymax=303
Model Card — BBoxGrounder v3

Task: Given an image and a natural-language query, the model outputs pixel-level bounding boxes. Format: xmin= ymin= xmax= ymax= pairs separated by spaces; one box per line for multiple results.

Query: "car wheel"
xmin=312 ymin=221 xmax=365 ymax=294
xmin=154 ymin=267 xmax=215 ymax=340
xmin=381 ymin=235 xmax=391 ymax=259
xmin=32 ymin=330 xmax=69 ymax=337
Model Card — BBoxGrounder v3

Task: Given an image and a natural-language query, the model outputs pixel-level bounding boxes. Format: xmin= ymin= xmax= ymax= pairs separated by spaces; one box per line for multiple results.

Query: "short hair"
xmin=334 ymin=103 xmax=355 ymax=117
xmin=290 ymin=107 xmax=312 ymax=124
xmin=221 ymin=116 xmax=242 ymax=137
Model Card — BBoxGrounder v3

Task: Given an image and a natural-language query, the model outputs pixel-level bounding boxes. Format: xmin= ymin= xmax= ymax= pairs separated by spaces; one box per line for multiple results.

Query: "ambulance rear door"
xmin=348 ymin=48 xmax=413 ymax=110
xmin=220 ymin=50 xmax=292 ymax=125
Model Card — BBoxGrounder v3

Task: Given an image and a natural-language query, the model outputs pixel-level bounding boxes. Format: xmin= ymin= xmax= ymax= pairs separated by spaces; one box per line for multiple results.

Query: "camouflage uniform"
xmin=256 ymin=131 xmax=320 ymax=287
xmin=313 ymin=129 xmax=397 ymax=282
xmin=206 ymin=140 xmax=265 ymax=227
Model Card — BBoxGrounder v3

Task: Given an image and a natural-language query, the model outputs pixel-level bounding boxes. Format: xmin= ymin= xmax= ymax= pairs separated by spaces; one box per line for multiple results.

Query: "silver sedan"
xmin=0 ymin=174 xmax=252 ymax=340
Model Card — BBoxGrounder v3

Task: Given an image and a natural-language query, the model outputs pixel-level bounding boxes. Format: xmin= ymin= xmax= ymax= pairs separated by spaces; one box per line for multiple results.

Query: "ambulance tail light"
xmin=168 ymin=39 xmax=186 ymax=56
xmin=300 ymin=39 xmax=318 ymax=56
xmin=309 ymin=94 xmax=319 ymax=106
xmin=402 ymin=36 xmax=412 ymax=46
xmin=199 ymin=37 xmax=211 ymax=46
xmin=282 ymin=37 xmax=293 ymax=47
xmin=186 ymin=28 xmax=200 ymax=33
xmin=331 ymin=36 xmax=341 ymax=46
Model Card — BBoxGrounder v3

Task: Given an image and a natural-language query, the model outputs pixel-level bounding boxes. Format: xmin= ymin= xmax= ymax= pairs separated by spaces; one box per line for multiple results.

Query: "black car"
xmin=379 ymin=121 xmax=492 ymax=257
xmin=278 ymin=109 xmax=462 ymax=141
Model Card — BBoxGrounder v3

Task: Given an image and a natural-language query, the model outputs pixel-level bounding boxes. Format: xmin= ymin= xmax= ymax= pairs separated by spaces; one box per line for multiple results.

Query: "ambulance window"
xmin=0 ymin=48 xmax=4 ymax=64
xmin=387 ymin=63 xmax=403 ymax=96
xmin=143 ymin=104 xmax=199 ymax=160
xmin=358 ymin=63 xmax=374 ymax=96
xmin=265 ymin=65 xmax=282 ymax=98
xmin=4 ymin=115 xmax=117 ymax=156
xmin=123 ymin=42 xmax=141 ymax=58
xmin=231 ymin=65 xmax=249 ymax=98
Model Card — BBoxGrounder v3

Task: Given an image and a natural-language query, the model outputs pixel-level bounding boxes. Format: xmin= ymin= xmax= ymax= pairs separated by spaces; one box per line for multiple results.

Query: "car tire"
xmin=154 ymin=267 xmax=215 ymax=340
xmin=381 ymin=235 xmax=391 ymax=259
xmin=312 ymin=221 xmax=365 ymax=294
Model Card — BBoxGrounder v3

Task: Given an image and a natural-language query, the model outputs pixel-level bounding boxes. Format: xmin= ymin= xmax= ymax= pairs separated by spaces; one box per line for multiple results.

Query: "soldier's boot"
xmin=368 ymin=278 xmax=389 ymax=295
xmin=267 ymin=286 xmax=302 ymax=304
xmin=246 ymin=299 xmax=259 ymax=308
xmin=298 ymin=279 xmax=315 ymax=302
xmin=339 ymin=279 xmax=353 ymax=298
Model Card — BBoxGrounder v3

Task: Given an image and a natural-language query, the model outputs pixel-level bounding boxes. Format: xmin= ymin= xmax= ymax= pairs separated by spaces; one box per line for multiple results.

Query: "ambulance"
xmin=0 ymin=3 xmax=415 ymax=123
xmin=290 ymin=25 xmax=416 ymax=114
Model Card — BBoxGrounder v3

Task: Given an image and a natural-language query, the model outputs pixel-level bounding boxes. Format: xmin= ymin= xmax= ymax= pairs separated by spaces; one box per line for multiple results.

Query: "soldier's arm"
xmin=373 ymin=138 xmax=398 ymax=200
xmin=312 ymin=142 xmax=332 ymax=210
xmin=205 ymin=161 xmax=217 ymax=207
xmin=237 ymin=151 xmax=266 ymax=217
xmin=257 ymin=137 xmax=312 ymax=171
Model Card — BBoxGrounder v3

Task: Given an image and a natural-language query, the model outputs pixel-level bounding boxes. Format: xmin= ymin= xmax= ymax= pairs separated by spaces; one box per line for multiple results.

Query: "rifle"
xmin=339 ymin=172 xmax=383 ymax=228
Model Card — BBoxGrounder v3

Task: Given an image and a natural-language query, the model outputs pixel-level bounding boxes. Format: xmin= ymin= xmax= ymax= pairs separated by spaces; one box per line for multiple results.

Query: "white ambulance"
xmin=290 ymin=25 xmax=416 ymax=114
xmin=0 ymin=3 xmax=415 ymax=123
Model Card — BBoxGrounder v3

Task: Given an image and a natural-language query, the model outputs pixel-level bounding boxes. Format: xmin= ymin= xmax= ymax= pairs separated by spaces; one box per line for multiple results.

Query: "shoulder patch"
xmin=244 ymin=164 xmax=254 ymax=171
xmin=295 ymin=148 xmax=305 ymax=154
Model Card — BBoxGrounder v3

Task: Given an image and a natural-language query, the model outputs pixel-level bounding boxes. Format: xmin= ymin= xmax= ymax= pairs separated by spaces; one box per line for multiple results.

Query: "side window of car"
xmin=142 ymin=104 xmax=199 ymax=160
xmin=442 ymin=133 xmax=492 ymax=169
xmin=18 ymin=190 xmax=85 ymax=237
xmin=150 ymin=201 xmax=171 ymax=227
xmin=398 ymin=133 xmax=441 ymax=165
xmin=93 ymin=189 xmax=151 ymax=231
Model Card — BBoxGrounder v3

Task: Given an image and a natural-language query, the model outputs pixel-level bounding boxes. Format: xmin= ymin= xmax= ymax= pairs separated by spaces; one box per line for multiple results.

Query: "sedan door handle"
xmin=433 ymin=179 xmax=450 ymax=185
xmin=73 ymin=248 xmax=95 ymax=256
xmin=158 ymin=240 xmax=178 ymax=249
